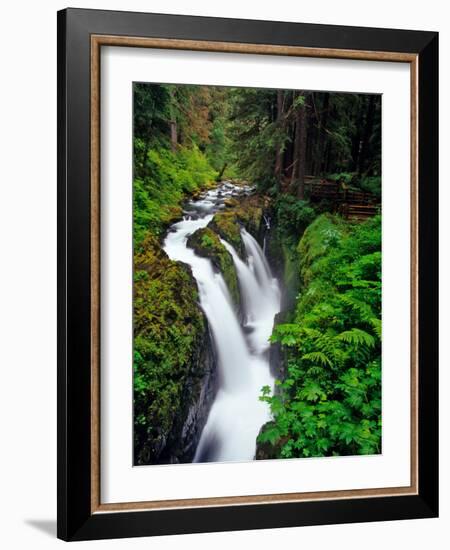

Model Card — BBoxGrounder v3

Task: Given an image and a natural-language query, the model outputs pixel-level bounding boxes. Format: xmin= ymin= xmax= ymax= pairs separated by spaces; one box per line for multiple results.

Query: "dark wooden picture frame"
xmin=57 ymin=7 xmax=438 ymax=541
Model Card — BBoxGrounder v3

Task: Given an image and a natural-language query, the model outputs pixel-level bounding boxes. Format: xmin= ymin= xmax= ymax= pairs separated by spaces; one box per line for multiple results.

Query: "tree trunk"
xmin=141 ymin=140 xmax=149 ymax=176
xmin=170 ymin=120 xmax=178 ymax=152
xmin=274 ymin=90 xmax=284 ymax=183
xmin=169 ymin=88 xmax=178 ymax=152
xmin=358 ymin=95 xmax=376 ymax=175
xmin=325 ymin=140 xmax=332 ymax=174
xmin=216 ymin=163 xmax=228 ymax=181
xmin=290 ymin=92 xmax=308 ymax=199
xmin=350 ymin=97 xmax=364 ymax=172
xmin=140 ymin=124 xmax=153 ymax=177
xmin=290 ymin=95 xmax=300 ymax=186
xmin=316 ymin=94 xmax=329 ymax=176
xmin=297 ymin=101 xmax=308 ymax=200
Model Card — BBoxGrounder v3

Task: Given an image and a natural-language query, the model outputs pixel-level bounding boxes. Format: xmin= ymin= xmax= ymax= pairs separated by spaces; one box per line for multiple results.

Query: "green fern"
xmin=370 ymin=318 xmax=382 ymax=340
xmin=336 ymin=328 xmax=375 ymax=348
xmin=261 ymin=214 xmax=382 ymax=460
xmin=301 ymin=351 xmax=333 ymax=367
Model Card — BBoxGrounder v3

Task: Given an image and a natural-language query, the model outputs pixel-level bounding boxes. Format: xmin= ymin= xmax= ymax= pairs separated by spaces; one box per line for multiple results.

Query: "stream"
xmin=163 ymin=182 xmax=280 ymax=463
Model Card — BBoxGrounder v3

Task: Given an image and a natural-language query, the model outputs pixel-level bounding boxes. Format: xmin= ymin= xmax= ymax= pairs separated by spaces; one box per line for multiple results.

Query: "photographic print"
xmin=58 ymin=11 xmax=438 ymax=539
xmin=133 ymin=83 xmax=382 ymax=466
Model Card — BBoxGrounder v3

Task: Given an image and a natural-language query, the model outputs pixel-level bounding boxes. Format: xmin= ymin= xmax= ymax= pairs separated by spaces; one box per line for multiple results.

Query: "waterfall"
xmin=163 ymin=184 xmax=280 ymax=463
xmin=220 ymin=240 xmax=262 ymax=323
xmin=241 ymin=228 xmax=273 ymax=289
xmin=221 ymin=237 xmax=280 ymax=355
xmin=164 ymin=216 xmax=250 ymax=393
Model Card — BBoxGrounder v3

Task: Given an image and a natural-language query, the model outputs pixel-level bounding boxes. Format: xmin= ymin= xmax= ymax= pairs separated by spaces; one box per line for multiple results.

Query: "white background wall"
xmin=0 ymin=1 xmax=447 ymax=548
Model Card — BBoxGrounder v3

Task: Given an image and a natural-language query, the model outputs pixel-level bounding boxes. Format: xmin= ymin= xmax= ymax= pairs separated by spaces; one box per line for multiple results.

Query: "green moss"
xmin=281 ymin=242 xmax=300 ymax=308
xmin=133 ymin=234 xmax=208 ymax=463
xmin=187 ymin=227 xmax=240 ymax=308
xmin=208 ymin=211 xmax=244 ymax=256
xmin=235 ymin=203 xmax=263 ymax=236
xmin=206 ymin=197 xmax=264 ymax=255
xmin=297 ymin=213 xmax=347 ymax=285
xmin=223 ymin=198 xmax=239 ymax=208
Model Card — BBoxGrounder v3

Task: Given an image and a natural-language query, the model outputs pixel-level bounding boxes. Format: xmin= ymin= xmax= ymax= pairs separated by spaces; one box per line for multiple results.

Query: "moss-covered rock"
xmin=235 ymin=201 xmax=264 ymax=237
xmin=186 ymin=227 xmax=240 ymax=309
xmin=297 ymin=213 xmax=346 ymax=286
xmin=207 ymin=211 xmax=244 ymax=257
xmin=207 ymin=195 xmax=266 ymax=258
xmin=134 ymin=234 xmax=216 ymax=465
xmin=223 ymin=197 xmax=239 ymax=208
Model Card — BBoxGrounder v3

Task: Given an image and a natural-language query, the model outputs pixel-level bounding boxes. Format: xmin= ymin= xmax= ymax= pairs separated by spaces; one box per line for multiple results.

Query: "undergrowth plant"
xmin=259 ymin=214 xmax=382 ymax=458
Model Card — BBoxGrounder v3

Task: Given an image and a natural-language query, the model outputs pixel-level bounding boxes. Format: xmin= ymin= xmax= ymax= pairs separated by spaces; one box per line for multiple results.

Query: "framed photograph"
xmin=57 ymin=8 xmax=438 ymax=541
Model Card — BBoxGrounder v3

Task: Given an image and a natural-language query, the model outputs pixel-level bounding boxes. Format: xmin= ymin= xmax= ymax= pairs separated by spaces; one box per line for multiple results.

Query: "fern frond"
xmin=339 ymin=294 xmax=375 ymax=322
xmin=301 ymin=351 xmax=333 ymax=367
xmin=336 ymin=328 xmax=375 ymax=348
xmin=300 ymin=327 xmax=322 ymax=339
xmin=370 ymin=318 xmax=382 ymax=340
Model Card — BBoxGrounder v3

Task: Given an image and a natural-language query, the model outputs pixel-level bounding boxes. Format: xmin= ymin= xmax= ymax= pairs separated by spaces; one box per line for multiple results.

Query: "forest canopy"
xmin=133 ymin=83 xmax=381 ymax=243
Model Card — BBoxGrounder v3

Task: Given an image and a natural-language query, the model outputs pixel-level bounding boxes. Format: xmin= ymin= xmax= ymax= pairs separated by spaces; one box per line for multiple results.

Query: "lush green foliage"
xmin=327 ymin=172 xmax=382 ymax=199
xmin=274 ymin=195 xmax=317 ymax=248
xmin=259 ymin=214 xmax=382 ymax=458
xmin=133 ymin=83 xmax=219 ymax=462
xmin=360 ymin=175 xmax=382 ymax=198
xmin=132 ymin=81 xmax=383 ymax=464
xmin=133 ymin=82 xmax=229 ymax=246
xmin=227 ymin=88 xmax=282 ymax=186
xmin=134 ymin=143 xmax=216 ymax=244
xmin=265 ymin=196 xmax=317 ymax=304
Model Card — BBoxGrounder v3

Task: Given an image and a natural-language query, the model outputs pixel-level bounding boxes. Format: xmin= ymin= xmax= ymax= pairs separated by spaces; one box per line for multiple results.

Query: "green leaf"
xmin=299 ymin=382 xmax=326 ymax=402
xmin=258 ymin=425 xmax=281 ymax=446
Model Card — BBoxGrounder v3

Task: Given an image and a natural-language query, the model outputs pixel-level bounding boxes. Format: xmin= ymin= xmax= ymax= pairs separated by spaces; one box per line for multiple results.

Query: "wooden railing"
xmin=304 ymin=176 xmax=380 ymax=220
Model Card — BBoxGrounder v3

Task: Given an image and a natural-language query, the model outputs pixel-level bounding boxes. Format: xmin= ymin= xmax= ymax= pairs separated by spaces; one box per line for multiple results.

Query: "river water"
xmin=163 ymin=182 xmax=280 ymax=463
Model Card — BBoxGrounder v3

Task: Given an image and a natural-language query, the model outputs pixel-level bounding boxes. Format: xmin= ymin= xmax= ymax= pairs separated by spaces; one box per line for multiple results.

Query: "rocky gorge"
xmin=134 ymin=180 xmax=281 ymax=464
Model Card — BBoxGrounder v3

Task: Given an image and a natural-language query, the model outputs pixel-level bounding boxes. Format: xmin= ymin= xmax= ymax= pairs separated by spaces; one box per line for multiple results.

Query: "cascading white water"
xmin=164 ymin=215 xmax=250 ymax=393
xmin=163 ymin=183 xmax=280 ymax=463
xmin=221 ymin=237 xmax=280 ymax=355
xmin=241 ymin=228 xmax=273 ymax=289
